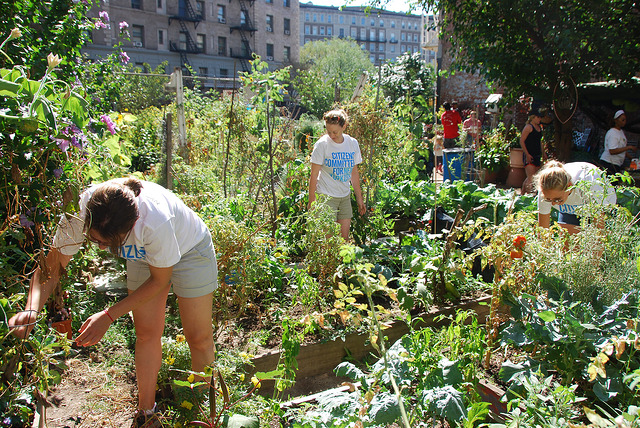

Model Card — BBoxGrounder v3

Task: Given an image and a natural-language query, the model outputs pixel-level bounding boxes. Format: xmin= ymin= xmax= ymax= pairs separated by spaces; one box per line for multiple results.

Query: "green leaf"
xmin=422 ymin=385 xmax=466 ymax=422
xmin=0 ymin=78 xmax=21 ymax=97
xmin=538 ymin=310 xmax=556 ymax=322
xmin=222 ymin=414 xmax=260 ymax=428
xmin=370 ymin=392 xmax=401 ymax=424
xmin=61 ymin=90 xmax=89 ymax=127
xmin=334 ymin=362 xmax=365 ymax=383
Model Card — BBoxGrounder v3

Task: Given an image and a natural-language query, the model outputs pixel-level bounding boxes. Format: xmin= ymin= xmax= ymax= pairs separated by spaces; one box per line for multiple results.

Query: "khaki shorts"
xmin=325 ymin=195 xmax=353 ymax=221
xmin=126 ymin=233 xmax=218 ymax=298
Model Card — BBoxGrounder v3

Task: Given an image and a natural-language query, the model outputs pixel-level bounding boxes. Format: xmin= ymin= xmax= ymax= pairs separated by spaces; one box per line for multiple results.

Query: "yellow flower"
xmin=47 ymin=53 xmax=62 ymax=71
xmin=239 ymin=373 xmax=245 ymax=381
xmin=187 ymin=374 xmax=195 ymax=383
xmin=9 ymin=28 xmax=22 ymax=40
xmin=180 ymin=400 xmax=193 ymax=410
xmin=176 ymin=334 xmax=186 ymax=342
xmin=165 ymin=357 xmax=175 ymax=365
xmin=251 ymin=376 xmax=261 ymax=388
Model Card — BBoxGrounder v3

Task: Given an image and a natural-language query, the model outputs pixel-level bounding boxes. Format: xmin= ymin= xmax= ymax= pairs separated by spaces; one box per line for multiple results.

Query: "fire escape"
xmin=169 ymin=0 xmax=203 ymax=75
xmin=229 ymin=0 xmax=256 ymax=72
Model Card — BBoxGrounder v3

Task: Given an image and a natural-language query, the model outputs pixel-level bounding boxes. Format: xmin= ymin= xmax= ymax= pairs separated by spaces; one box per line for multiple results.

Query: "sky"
xmin=300 ymin=0 xmax=427 ymax=15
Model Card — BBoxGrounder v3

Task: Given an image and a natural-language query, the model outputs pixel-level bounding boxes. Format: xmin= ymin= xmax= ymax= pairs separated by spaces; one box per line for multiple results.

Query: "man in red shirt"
xmin=441 ymin=102 xmax=462 ymax=148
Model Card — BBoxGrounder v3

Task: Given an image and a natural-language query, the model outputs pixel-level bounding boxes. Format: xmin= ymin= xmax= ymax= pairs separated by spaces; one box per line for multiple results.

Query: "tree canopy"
xmin=292 ymin=38 xmax=375 ymax=117
xmin=414 ymin=0 xmax=640 ymax=101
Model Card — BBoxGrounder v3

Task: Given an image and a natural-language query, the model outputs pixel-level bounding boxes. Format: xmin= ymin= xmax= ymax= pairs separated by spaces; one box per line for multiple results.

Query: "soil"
xmin=46 ymin=358 xmax=137 ymax=428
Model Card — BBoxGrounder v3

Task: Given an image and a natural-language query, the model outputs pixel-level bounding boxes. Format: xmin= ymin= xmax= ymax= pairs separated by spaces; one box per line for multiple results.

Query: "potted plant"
xmin=475 ymin=127 xmax=510 ymax=184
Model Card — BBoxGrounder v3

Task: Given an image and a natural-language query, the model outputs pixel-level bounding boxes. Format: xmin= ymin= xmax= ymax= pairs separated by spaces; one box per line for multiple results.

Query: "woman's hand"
xmin=75 ymin=310 xmax=112 ymax=347
xmin=8 ymin=310 xmax=39 ymax=339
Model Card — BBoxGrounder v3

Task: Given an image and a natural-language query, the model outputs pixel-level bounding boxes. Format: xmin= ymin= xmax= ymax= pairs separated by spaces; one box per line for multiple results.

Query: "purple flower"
xmin=119 ymin=51 xmax=130 ymax=64
xmin=53 ymin=168 xmax=63 ymax=178
xmin=99 ymin=11 xmax=109 ymax=22
xmin=19 ymin=214 xmax=35 ymax=229
xmin=100 ymin=114 xmax=117 ymax=135
xmin=95 ymin=20 xmax=108 ymax=29
xmin=54 ymin=138 xmax=70 ymax=152
xmin=119 ymin=21 xmax=129 ymax=30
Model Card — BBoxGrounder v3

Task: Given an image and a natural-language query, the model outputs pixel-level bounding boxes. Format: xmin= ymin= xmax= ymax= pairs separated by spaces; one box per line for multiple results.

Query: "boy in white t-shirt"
xmin=308 ymin=109 xmax=366 ymax=239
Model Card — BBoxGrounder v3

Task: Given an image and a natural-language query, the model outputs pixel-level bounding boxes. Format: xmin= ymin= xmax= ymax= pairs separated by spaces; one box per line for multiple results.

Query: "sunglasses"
xmin=85 ymin=232 xmax=111 ymax=247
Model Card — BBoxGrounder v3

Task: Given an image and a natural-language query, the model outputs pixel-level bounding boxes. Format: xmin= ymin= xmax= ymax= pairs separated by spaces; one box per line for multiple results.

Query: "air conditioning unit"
xmin=133 ymin=41 xmax=143 ymax=47
xmin=266 ymin=26 xmax=272 ymax=32
xmin=218 ymin=17 xmax=226 ymax=23
xmin=284 ymin=30 xmax=290 ymax=35
xmin=266 ymin=56 xmax=274 ymax=61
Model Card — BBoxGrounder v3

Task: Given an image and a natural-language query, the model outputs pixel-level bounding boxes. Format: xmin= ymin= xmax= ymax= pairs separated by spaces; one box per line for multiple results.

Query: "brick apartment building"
xmin=83 ymin=0 xmax=300 ymax=82
xmin=299 ymin=2 xmax=432 ymax=66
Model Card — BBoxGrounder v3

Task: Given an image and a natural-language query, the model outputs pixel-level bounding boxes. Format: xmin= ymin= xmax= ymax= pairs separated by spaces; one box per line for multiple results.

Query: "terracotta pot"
xmin=509 ymin=148 xmax=525 ymax=168
xmin=506 ymin=167 xmax=526 ymax=188
xmin=51 ymin=318 xmax=73 ymax=340
xmin=481 ymin=168 xmax=499 ymax=185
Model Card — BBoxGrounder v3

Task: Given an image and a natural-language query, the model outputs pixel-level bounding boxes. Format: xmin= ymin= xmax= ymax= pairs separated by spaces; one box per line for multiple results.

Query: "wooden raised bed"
xmin=248 ymin=294 xmax=492 ymax=398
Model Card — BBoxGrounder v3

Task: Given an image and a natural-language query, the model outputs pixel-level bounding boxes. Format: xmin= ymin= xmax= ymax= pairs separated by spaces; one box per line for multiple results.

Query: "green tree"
xmin=380 ymin=51 xmax=436 ymax=130
xmin=293 ymin=38 xmax=375 ymax=117
xmin=411 ymin=0 xmax=640 ymax=160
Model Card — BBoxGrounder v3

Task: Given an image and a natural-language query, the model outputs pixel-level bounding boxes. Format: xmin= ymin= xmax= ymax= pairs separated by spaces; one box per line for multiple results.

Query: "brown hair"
xmin=323 ymin=109 xmax=348 ymax=127
xmin=534 ymin=160 xmax=571 ymax=192
xmin=84 ymin=178 xmax=141 ymax=252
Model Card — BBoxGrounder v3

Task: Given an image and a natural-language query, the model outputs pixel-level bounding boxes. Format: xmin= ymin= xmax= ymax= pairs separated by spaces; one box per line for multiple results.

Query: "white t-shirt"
xmin=538 ymin=162 xmax=616 ymax=216
xmin=600 ymin=128 xmax=627 ymax=166
xmin=52 ymin=179 xmax=209 ymax=268
xmin=310 ymin=133 xmax=363 ymax=198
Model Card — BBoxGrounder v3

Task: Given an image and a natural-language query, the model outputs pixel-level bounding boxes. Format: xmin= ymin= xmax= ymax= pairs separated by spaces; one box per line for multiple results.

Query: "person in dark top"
xmin=520 ymin=110 xmax=544 ymax=193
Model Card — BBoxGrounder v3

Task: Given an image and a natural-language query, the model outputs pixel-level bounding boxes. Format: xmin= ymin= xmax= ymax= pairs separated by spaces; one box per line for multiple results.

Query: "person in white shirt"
xmin=308 ymin=109 xmax=366 ymax=239
xmin=9 ymin=178 xmax=218 ymax=428
xmin=600 ymin=110 xmax=637 ymax=175
xmin=535 ymin=161 xmax=616 ymax=235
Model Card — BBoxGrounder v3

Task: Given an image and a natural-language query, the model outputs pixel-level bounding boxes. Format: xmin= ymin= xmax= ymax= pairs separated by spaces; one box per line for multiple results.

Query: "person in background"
xmin=520 ymin=109 xmax=544 ymax=193
xmin=600 ymin=110 xmax=637 ymax=175
xmin=9 ymin=178 xmax=218 ymax=428
xmin=535 ymin=160 xmax=616 ymax=235
xmin=463 ymin=111 xmax=482 ymax=147
xmin=433 ymin=134 xmax=444 ymax=173
xmin=308 ymin=109 xmax=366 ymax=240
xmin=441 ymin=102 xmax=462 ymax=149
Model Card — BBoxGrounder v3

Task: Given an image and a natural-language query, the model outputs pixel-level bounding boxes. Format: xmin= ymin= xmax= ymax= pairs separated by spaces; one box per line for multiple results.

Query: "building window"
xmin=370 ymin=29 xmax=375 ymax=40
xmin=179 ymin=32 xmax=187 ymax=50
xmin=305 ymin=12 xmax=309 ymax=21
xmin=284 ymin=46 xmax=290 ymax=61
xmin=199 ymin=67 xmax=208 ymax=76
xmin=158 ymin=29 xmax=165 ymax=45
xmin=305 ymin=25 xmax=310 ymax=35
xmin=359 ymin=28 xmax=365 ymax=39
xmin=327 ymin=27 xmax=332 ymax=35
xmin=319 ymin=27 xmax=325 ymax=35
xmin=240 ymin=10 xmax=247 ymax=25
xmin=220 ymin=68 xmax=228 ymax=77
xmin=320 ymin=14 xmax=324 ymax=23
xmin=197 ymin=33 xmax=205 ymax=52
xmin=157 ymin=0 xmax=162 ymax=7
xmin=370 ymin=54 xmax=375 ymax=62
xmin=131 ymin=25 xmax=144 ymax=46
xmin=379 ymin=43 xmax=384 ymax=52
xmin=266 ymin=0 xmax=273 ymax=3
xmin=339 ymin=28 xmax=344 ymax=37
xmin=401 ymin=21 xmax=405 ymax=28
xmin=241 ymin=40 xmax=250 ymax=57
xmin=312 ymin=26 xmax=318 ymax=35
xmin=283 ymin=0 xmax=289 ymax=7
xmin=328 ymin=15 xmax=332 ymax=23
xmin=370 ymin=19 xmax=375 ymax=26
xmin=196 ymin=0 xmax=204 ymax=17
xmin=351 ymin=17 xmax=355 ymax=25
xmin=361 ymin=17 xmax=365 ymax=25
xmin=401 ymin=44 xmax=405 ymax=52
xmin=379 ymin=29 xmax=385 ymax=40
xmin=391 ymin=45 xmax=395 ymax=53
xmin=391 ymin=20 xmax=395 ymax=28
xmin=414 ymin=34 xmax=418 ymax=42
xmin=267 ymin=15 xmax=273 ymax=32
xmin=313 ymin=14 xmax=317 ymax=22
xmin=284 ymin=18 xmax=290 ymax=34
xmin=131 ymin=0 xmax=141 ymax=9
xmin=350 ymin=27 xmax=356 ymax=38
xmin=380 ymin=19 xmax=384 ymax=27
xmin=266 ymin=43 xmax=274 ymax=59
xmin=218 ymin=36 xmax=226 ymax=55
xmin=339 ymin=16 xmax=344 ymax=24
xmin=401 ymin=33 xmax=406 ymax=41
xmin=217 ymin=5 xmax=225 ymax=22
